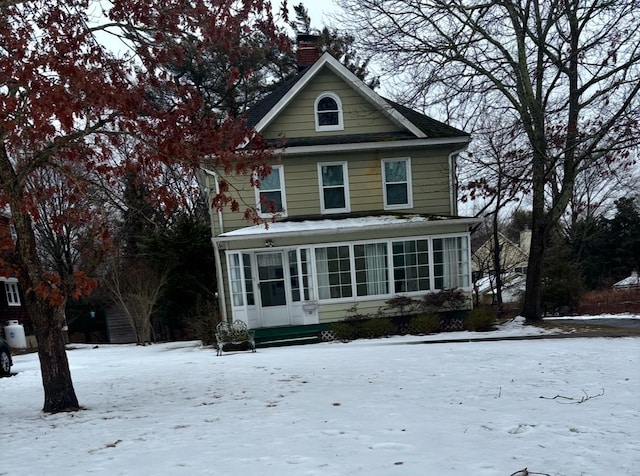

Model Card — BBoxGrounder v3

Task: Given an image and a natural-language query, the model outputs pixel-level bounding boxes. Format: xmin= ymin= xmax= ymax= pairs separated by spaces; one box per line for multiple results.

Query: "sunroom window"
xmin=289 ymin=249 xmax=312 ymax=302
xmin=315 ymin=92 xmax=343 ymax=131
xmin=433 ymin=237 xmax=470 ymax=289
xmin=392 ymin=239 xmax=430 ymax=293
xmin=315 ymin=246 xmax=352 ymax=300
xmin=354 ymin=243 xmax=389 ymax=296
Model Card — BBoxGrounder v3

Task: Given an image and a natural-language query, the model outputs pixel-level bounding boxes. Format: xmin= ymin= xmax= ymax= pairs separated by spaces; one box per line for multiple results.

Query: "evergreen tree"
xmin=568 ymin=196 xmax=640 ymax=289
xmin=289 ymin=3 xmax=380 ymax=90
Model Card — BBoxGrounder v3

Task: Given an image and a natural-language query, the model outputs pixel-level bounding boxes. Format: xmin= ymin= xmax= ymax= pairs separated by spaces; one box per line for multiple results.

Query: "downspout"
xmin=212 ymin=240 xmax=228 ymax=323
xmin=449 ymin=144 xmax=473 ymax=308
xmin=211 ymin=173 xmax=228 ymax=323
xmin=448 ymin=146 xmax=468 ymax=216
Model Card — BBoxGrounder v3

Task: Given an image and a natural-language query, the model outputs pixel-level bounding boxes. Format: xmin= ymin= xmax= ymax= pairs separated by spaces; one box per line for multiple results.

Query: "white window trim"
xmin=5 ymin=281 xmax=20 ymax=306
xmin=254 ymin=165 xmax=288 ymax=218
xmin=314 ymin=92 xmax=344 ymax=132
xmin=318 ymin=161 xmax=351 ymax=214
xmin=222 ymin=234 xmax=472 ymax=307
xmin=382 ymin=157 xmax=413 ymax=210
xmin=309 ymin=233 xmax=472 ymax=303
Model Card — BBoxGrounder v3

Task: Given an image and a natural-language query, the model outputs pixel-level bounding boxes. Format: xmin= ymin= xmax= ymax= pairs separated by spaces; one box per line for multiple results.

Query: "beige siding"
xmin=317 ymin=300 xmax=387 ymax=323
xmin=316 ymin=294 xmax=472 ymax=324
xmin=263 ymin=68 xmax=403 ymax=139
xmin=215 ymin=145 xmax=455 ymax=235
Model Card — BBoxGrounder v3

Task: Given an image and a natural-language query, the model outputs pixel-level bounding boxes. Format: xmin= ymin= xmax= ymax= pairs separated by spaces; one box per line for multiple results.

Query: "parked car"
xmin=0 ymin=336 xmax=12 ymax=376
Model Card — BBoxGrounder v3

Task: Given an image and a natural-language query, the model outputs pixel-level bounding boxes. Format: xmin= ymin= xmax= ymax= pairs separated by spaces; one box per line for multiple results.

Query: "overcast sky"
xmin=274 ymin=0 xmax=340 ymax=31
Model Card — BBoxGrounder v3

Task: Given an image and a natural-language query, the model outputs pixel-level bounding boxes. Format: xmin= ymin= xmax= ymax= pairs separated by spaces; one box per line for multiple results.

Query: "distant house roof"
xmin=243 ymin=52 xmax=469 ymax=146
xmin=475 ymin=272 xmax=526 ymax=295
xmin=613 ymin=271 xmax=640 ymax=289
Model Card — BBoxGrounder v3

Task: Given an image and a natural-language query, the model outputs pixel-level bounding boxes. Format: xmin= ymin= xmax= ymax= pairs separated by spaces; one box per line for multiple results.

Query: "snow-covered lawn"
xmin=2 ymin=317 xmax=639 ymax=476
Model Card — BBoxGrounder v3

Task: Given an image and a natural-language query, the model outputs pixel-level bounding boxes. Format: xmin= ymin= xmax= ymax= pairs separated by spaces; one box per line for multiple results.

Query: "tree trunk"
xmin=28 ymin=301 xmax=80 ymax=413
xmin=521 ymin=221 xmax=547 ymax=322
xmin=491 ymin=207 xmax=503 ymax=310
xmin=1 ymin=144 xmax=80 ymax=412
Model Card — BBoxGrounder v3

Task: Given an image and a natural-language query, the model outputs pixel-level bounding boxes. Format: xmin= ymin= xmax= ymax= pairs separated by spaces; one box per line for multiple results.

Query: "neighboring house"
xmin=474 ymin=273 xmax=526 ymax=306
xmin=0 ymin=211 xmax=33 ymax=339
xmin=201 ymin=39 xmax=478 ymax=332
xmin=613 ymin=270 xmax=640 ymax=290
xmin=472 ymin=229 xmax=530 ymax=304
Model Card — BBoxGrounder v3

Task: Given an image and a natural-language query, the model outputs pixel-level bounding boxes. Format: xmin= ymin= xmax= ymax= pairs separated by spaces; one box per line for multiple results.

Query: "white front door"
xmin=256 ymin=252 xmax=290 ymax=327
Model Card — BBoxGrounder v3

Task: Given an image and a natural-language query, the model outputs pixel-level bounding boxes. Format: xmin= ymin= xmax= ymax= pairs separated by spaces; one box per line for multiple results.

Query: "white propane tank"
xmin=4 ymin=320 xmax=27 ymax=349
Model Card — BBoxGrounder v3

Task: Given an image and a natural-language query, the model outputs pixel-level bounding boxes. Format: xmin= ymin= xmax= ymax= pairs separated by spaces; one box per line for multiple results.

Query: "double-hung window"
xmin=256 ymin=165 xmax=286 ymax=217
xmin=382 ymin=158 xmax=412 ymax=209
xmin=5 ymin=282 xmax=20 ymax=306
xmin=318 ymin=162 xmax=350 ymax=213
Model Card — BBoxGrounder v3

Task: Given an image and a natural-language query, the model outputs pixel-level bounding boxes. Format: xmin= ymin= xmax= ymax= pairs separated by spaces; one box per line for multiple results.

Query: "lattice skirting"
xmin=319 ymin=329 xmax=336 ymax=341
xmin=439 ymin=318 xmax=464 ymax=332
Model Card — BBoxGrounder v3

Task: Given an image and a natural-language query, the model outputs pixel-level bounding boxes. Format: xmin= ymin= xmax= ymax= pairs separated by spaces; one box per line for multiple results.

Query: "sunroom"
xmin=214 ymin=215 xmax=477 ymax=329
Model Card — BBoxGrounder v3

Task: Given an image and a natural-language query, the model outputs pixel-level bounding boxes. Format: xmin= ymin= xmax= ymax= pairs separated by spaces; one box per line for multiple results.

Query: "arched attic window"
xmin=314 ymin=92 xmax=344 ymax=131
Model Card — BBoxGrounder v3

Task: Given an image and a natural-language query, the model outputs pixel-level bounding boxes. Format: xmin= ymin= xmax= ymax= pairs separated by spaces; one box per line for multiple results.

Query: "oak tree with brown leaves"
xmin=0 ymin=0 xmax=288 ymax=412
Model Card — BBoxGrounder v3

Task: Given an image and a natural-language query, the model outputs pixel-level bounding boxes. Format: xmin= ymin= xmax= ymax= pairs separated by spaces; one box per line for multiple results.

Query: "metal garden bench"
xmin=215 ymin=320 xmax=256 ymax=356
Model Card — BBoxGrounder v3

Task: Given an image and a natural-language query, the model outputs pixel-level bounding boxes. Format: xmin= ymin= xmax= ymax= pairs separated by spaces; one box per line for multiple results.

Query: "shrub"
xmin=189 ymin=313 xmax=220 ymax=346
xmin=464 ymin=306 xmax=497 ymax=332
xmin=360 ymin=317 xmax=395 ymax=339
xmin=187 ymin=299 xmax=221 ymax=346
xmin=384 ymin=295 xmax=420 ymax=316
xmin=577 ymin=288 xmax=640 ymax=315
xmin=330 ymin=321 xmax=361 ymax=341
xmin=421 ymin=288 xmax=468 ymax=311
xmin=407 ymin=313 xmax=441 ymax=335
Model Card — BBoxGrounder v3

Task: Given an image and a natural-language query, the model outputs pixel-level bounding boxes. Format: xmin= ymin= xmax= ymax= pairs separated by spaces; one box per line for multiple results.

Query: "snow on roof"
xmin=217 ymin=215 xmax=479 ymax=241
xmin=613 ymin=271 xmax=640 ymax=289
xmin=474 ymin=273 xmax=526 ymax=294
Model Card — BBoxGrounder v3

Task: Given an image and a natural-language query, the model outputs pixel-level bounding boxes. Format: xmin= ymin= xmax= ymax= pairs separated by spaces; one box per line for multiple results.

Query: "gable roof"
xmin=244 ymin=52 xmax=469 ymax=143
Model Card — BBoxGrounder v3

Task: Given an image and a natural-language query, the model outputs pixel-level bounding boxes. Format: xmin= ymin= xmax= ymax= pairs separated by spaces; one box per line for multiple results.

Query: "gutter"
xmin=273 ymin=136 xmax=470 ymax=156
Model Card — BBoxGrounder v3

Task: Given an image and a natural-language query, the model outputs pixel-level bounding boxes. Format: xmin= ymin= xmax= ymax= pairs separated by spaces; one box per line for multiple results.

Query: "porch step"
xmin=254 ymin=324 xmax=328 ymax=348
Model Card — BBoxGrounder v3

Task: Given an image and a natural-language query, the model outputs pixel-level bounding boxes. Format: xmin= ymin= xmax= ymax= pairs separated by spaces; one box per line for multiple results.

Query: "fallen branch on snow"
xmin=539 ymin=388 xmax=605 ymax=404
xmin=510 ymin=468 xmax=551 ymax=476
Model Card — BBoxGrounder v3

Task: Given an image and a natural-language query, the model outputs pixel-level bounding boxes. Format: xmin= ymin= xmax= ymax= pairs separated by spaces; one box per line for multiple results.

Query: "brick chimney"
xmin=296 ymin=34 xmax=320 ymax=70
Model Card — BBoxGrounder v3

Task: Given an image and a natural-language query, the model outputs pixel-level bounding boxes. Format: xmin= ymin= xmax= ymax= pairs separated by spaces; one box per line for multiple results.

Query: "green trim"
xmin=254 ymin=324 xmax=329 ymax=347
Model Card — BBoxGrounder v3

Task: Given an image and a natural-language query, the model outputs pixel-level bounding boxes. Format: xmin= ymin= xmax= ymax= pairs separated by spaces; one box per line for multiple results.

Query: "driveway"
xmin=547 ymin=317 xmax=639 ymax=329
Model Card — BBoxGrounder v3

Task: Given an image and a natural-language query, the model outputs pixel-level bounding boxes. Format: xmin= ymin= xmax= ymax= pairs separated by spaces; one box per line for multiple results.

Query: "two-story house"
xmin=202 ymin=43 xmax=478 ymax=334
